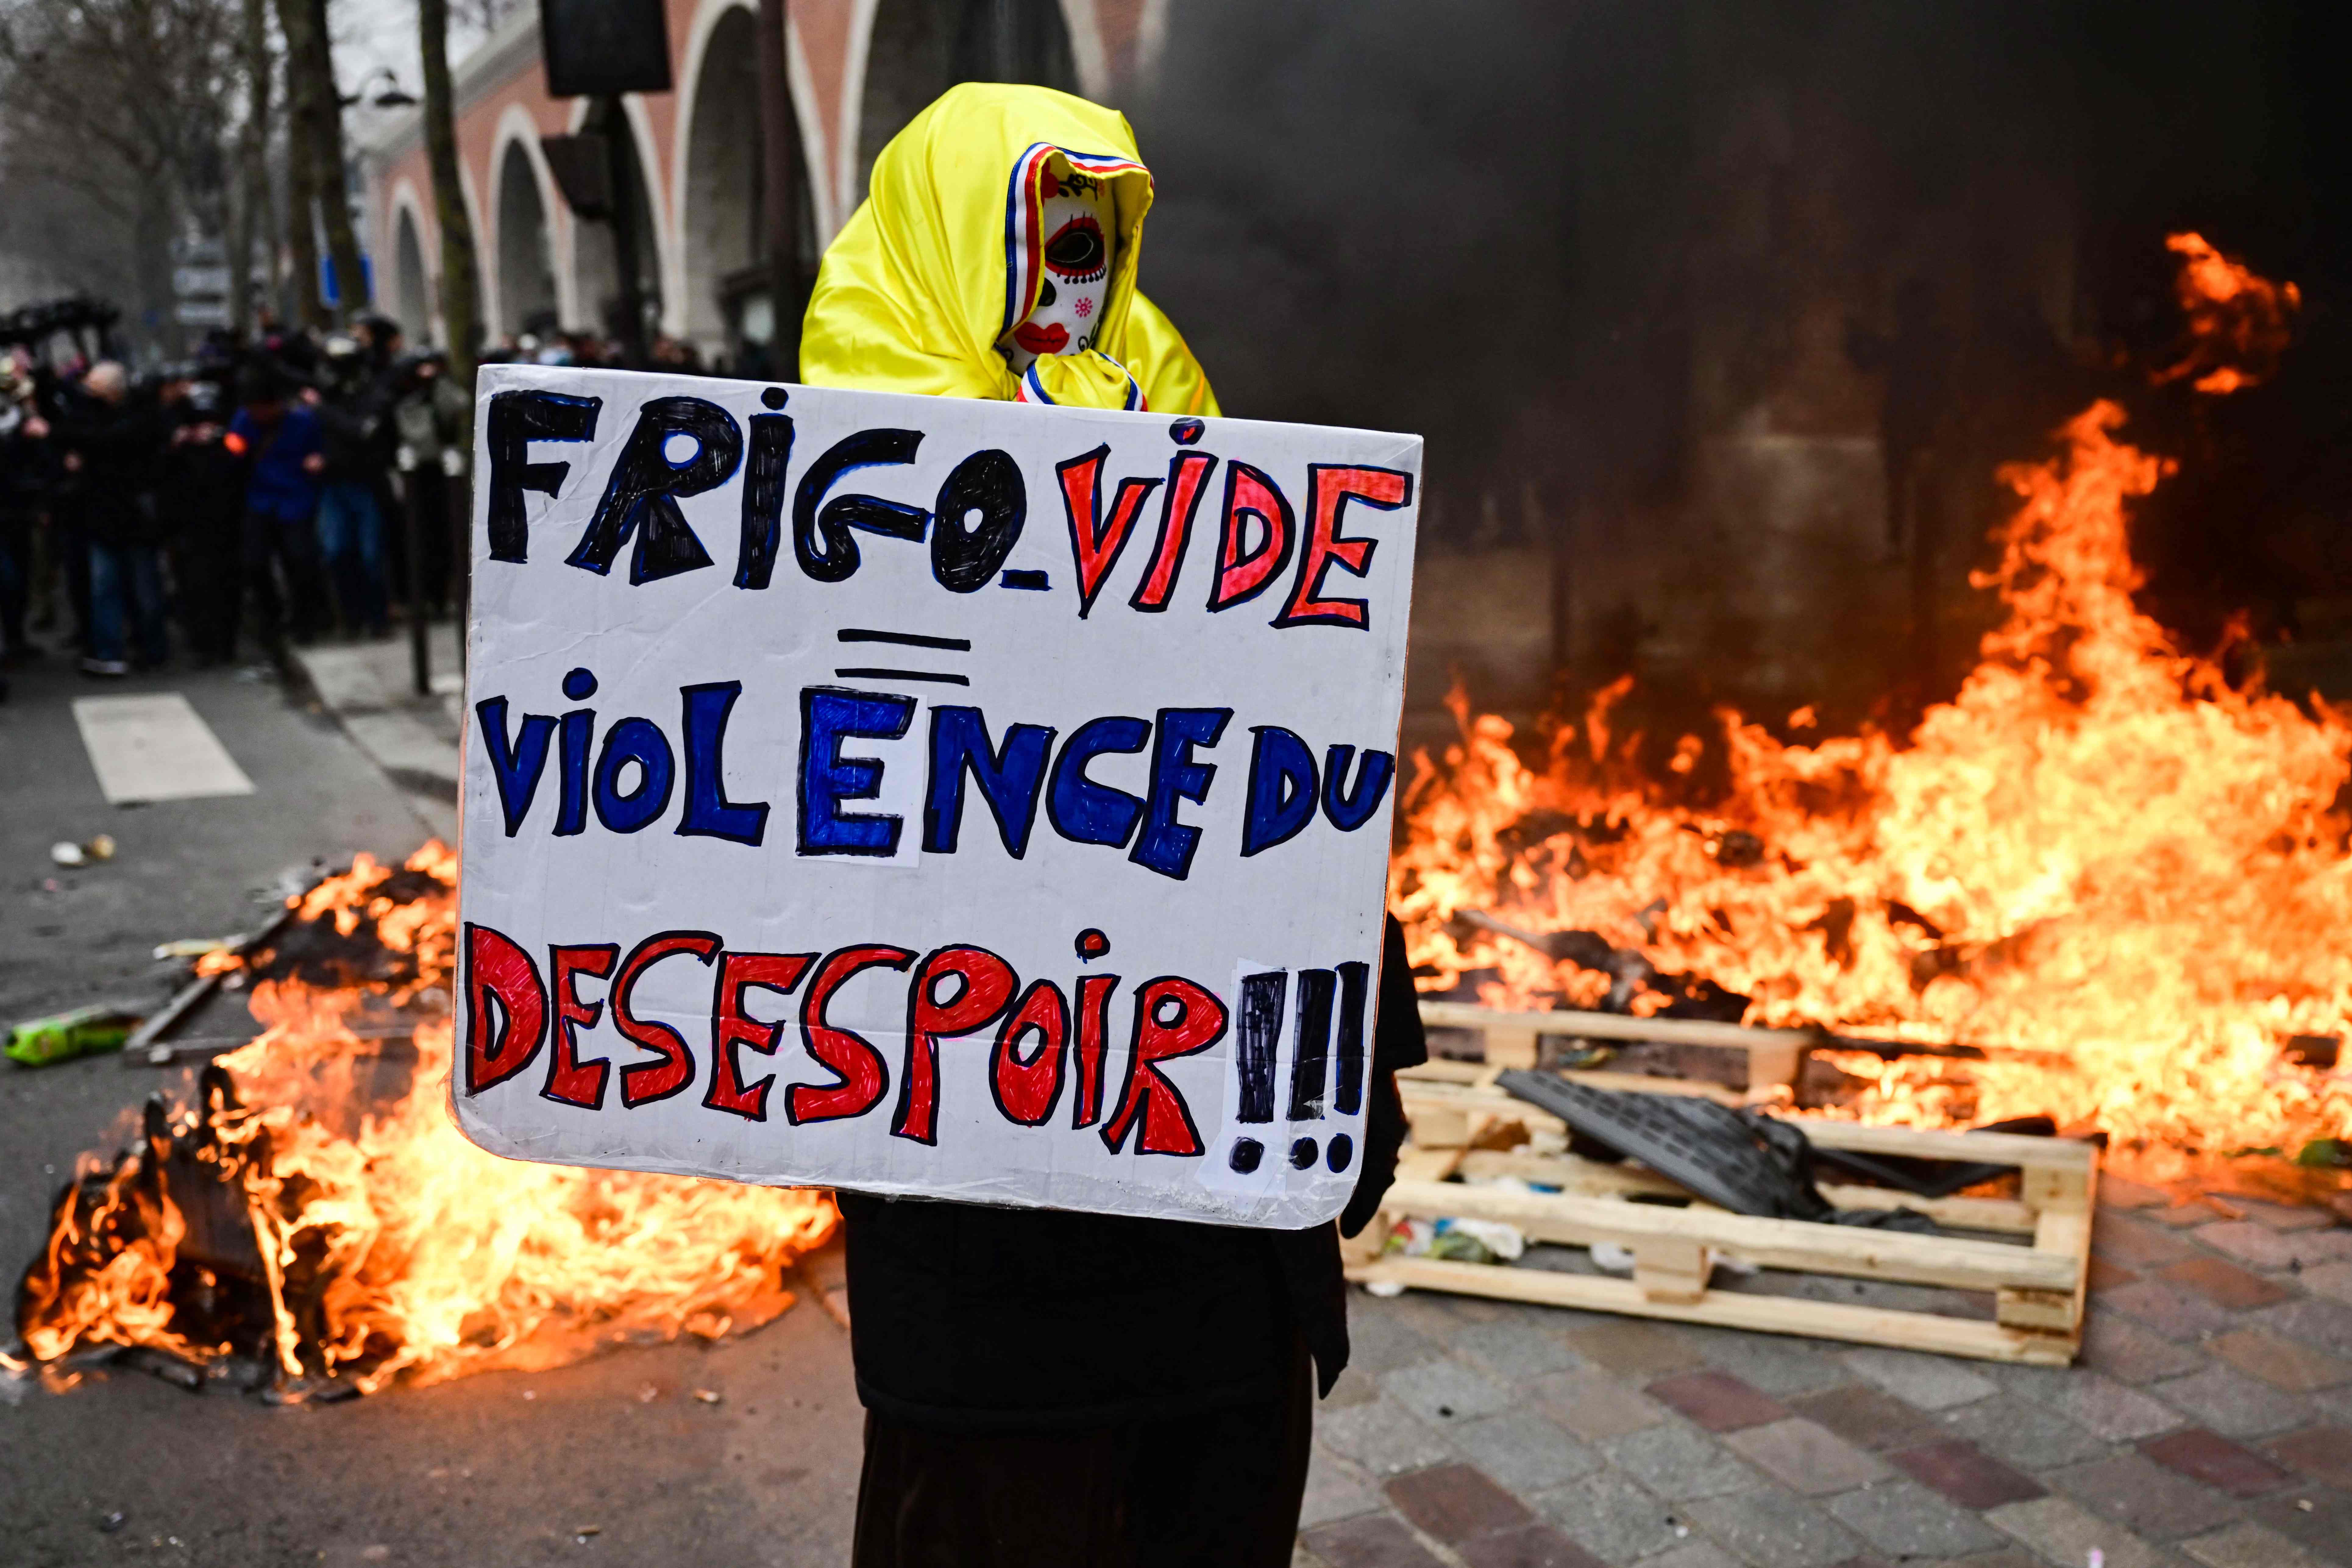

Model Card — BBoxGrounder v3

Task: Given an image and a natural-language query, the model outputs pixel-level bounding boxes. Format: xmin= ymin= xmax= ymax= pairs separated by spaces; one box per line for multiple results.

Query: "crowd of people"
xmin=482 ymin=323 xmax=735 ymax=377
xmin=0 ymin=313 xmax=471 ymax=692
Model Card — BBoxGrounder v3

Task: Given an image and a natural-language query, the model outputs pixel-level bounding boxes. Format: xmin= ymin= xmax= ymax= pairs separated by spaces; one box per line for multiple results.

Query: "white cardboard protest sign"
xmin=453 ymin=365 xmax=1420 ymax=1228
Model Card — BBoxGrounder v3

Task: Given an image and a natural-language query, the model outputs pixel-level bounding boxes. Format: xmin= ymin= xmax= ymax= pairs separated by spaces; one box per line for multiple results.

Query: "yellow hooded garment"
xmin=799 ymin=83 xmax=1218 ymax=418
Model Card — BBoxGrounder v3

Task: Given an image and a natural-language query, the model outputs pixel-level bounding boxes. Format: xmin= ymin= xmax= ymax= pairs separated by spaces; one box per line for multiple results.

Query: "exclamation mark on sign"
xmin=1284 ymin=961 xmax=1373 ymax=1174
xmin=1333 ymin=960 xmax=1370 ymax=1116
xmin=1226 ymin=970 xmax=1287 ymax=1172
xmin=1286 ymin=969 xmax=1339 ymax=1171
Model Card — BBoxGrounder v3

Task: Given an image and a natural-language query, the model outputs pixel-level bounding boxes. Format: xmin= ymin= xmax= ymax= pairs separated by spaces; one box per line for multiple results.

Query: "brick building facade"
xmin=357 ymin=0 xmax=1156 ymax=363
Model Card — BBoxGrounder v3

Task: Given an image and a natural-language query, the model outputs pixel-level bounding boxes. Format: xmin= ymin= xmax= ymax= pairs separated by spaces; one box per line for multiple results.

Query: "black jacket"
xmin=159 ymin=397 xmax=247 ymax=533
xmin=55 ymin=395 xmax=164 ymax=547
xmin=0 ymin=412 xmax=54 ymax=517
xmin=838 ymin=916 xmax=1427 ymax=1432
xmin=316 ymin=369 xmax=396 ymax=484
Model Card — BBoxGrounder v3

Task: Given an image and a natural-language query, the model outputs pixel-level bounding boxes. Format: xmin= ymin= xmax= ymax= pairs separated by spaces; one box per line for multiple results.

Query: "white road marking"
xmin=71 ymin=693 xmax=257 ymax=805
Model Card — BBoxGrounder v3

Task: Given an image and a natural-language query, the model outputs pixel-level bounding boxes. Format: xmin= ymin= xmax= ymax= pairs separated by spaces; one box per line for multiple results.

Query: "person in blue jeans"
xmin=314 ymin=335 xmax=393 ymax=637
xmin=226 ymin=365 xmax=327 ymax=655
xmin=56 ymin=362 xmax=167 ymax=675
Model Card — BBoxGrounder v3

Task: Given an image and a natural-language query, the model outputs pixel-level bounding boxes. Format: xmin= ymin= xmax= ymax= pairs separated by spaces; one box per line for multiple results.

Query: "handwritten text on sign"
xmin=453 ymin=366 xmax=1420 ymax=1227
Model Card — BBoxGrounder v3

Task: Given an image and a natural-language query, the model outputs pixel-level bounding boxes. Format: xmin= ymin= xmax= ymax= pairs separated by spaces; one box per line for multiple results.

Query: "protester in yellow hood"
xmin=800 ymin=82 xmax=1217 ymax=418
xmin=805 ymin=86 xmax=1423 ymax=1568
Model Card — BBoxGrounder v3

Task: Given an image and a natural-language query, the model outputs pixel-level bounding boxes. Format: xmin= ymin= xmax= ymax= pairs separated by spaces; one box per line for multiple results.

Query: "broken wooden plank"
xmin=1419 ymin=999 xmax=1820 ymax=1055
xmin=1798 ymin=1120 xmax=2094 ymax=1173
xmin=1344 ymin=1253 xmax=2077 ymax=1365
xmin=1377 ymin=1178 xmax=2077 ymax=1294
xmin=1416 ymin=1000 xmax=2008 ymax=1063
xmin=1399 ymin=1078 xmax=2091 ymax=1172
xmin=1450 ymin=1148 xmax=2040 ymax=1235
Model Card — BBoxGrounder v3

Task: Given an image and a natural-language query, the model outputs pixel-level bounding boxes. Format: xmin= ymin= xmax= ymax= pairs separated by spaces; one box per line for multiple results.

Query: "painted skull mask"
xmin=1000 ymin=170 xmax=1114 ymax=372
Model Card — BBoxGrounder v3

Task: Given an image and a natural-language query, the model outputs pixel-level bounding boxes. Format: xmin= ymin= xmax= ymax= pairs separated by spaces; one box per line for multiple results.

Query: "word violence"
xmin=461 ymin=923 xmax=1371 ymax=1170
xmin=475 ymin=669 xmax=1397 ymax=880
xmin=486 ymin=390 xmax=1412 ymax=629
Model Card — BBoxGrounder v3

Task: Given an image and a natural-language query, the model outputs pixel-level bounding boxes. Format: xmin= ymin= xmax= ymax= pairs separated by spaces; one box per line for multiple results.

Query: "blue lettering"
xmin=555 ymin=708 xmax=593 ymax=836
xmin=677 ymin=682 xmax=770 ymax=846
xmin=924 ymin=706 xmax=1056 ymax=857
xmin=1046 ymin=716 xmax=1151 ymax=848
xmin=1131 ymin=707 xmax=1232 ymax=880
xmin=1241 ymin=726 xmax=1319 ymax=855
xmin=592 ymin=717 xmax=677 ymax=833
xmin=474 ymin=697 xmax=556 ymax=836
xmin=798 ymin=687 xmax=917 ymax=855
xmin=1322 ymin=744 xmax=1396 ymax=831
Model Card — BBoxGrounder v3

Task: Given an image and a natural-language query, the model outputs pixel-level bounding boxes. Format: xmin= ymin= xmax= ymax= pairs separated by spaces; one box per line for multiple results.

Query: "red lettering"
xmin=705 ymin=951 xmax=816 ymax=1122
xmin=1101 ymin=976 xmax=1225 ymax=1156
xmin=1058 ymin=444 xmax=1162 ymax=617
xmin=989 ymin=979 xmax=1070 ymax=1125
xmin=543 ymin=943 xmax=618 ymax=1108
xmin=1130 ymin=450 xmax=1217 ymax=611
xmin=1206 ymin=461 xmax=1295 ymax=612
xmin=789 ymin=944 xmax=914 ymax=1124
xmin=894 ymin=946 xmax=1019 ymax=1144
xmin=463 ymin=922 xmax=547 ymax=1094
xmin=611 ymin=930 xmax=723 ymax=1107
xmin=1275 ymin=464 xmax=1411 ymax=629
xmin=1072 ymin=972 xmax=1118 ymax=1128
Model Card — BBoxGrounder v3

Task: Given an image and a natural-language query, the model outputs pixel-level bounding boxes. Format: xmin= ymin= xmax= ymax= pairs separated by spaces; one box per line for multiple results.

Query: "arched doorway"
xmin=681 ymin=4 xmax=817 ymax=372
xmin=571 ymin=103 xmax=663 ymax=348
xmin=393 ymin=206 xmax=432 ymax=342
xmin=494 ymin=141 xmax=559 ymax=341
xmin=858 ymin=0 xmax=1078 ymax=201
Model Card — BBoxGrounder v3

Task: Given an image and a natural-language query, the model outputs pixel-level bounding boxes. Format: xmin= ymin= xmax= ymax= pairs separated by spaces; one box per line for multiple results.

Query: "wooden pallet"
xmin=1347 ymin=1031 xmax=2099 ymax=1365
xmin=1418 ymin=1000 xmax=1820 ymax=1098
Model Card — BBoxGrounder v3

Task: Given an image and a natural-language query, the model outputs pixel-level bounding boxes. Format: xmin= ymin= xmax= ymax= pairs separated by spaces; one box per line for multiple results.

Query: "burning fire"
xmin=16 ymin=845 xmax=838 ymax=1394
xmin=1395 ymin=236 xmax=2352 ymax=1158
xmin=14 ymin=234 xmax=2341 ymax=1392
xmin=2156 ymin=231 xmax=2300 ymax=396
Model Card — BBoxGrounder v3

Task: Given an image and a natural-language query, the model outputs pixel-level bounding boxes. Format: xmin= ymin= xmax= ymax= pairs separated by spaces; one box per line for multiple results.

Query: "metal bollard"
xmin=442 ymin=446 xmax=467 ymax=678
xmin=397 ymin=446 xmax=430 ymax=696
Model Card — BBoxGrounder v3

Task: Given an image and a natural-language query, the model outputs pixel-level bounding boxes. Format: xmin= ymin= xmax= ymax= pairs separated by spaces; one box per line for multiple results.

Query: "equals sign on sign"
xmin=1227 ymin=962 xmax=1371 ymax=1177
xmin=834 ymin=628 xmax=970 ymax=686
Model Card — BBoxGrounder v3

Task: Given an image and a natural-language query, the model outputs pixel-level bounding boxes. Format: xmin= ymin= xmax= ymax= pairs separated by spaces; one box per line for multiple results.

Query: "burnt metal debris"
xmin=15 ymin=1065 xmax=276 ymax=1393
xmin=10 ymin=1058 xmax=397 ymax=1401
xmin=1458 ymin=908 xmax=1751 ymax=1021
xmin=1497 ymin=1072 xmax=1939 ymax=1232
xmin=122 ymin=901 xmax=302 ymax=1063
xmin=1809 ymin=1115 xmax=2058 ymax=1198
xmin=9 ymin=862 xmax=446 ymax=1402
xmin=1457 ymin=907 xmax=1991 ymax=1065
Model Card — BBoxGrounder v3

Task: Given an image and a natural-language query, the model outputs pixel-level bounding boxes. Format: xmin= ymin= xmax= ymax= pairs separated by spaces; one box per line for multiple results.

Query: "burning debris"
xmin=11 ymin=845 xmax=838 ymax=1399
xmin=1497 ymin=1073 xmax=1941 ymax=1232
xmin=1395 ymin=236 xmax=2352 ymax=1166
xmin=2155 ymin=231 xmax=2300 ymax=396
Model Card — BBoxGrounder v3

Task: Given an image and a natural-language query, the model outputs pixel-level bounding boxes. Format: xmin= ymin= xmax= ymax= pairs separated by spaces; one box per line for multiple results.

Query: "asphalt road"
xmin=0 ymin=648 xmax=864 ymax=1567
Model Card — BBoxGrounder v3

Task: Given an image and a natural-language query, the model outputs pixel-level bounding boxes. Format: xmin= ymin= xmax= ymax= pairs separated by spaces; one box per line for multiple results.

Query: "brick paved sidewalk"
xmin=1296 ymin=1178 xmax=2352 ymax=1568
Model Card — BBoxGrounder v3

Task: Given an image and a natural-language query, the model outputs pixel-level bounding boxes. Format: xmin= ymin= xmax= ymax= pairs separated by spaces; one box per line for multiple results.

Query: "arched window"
xmin=858 ymin=0 xmax=1078 ymax=202
xmin=681 ymin=4 xmax=817 ymax=371
xmin=495 ymin=141 xmax=559 ymax=340
xmin=393 ymin=205 xmax=432 ymax=342
xmin=570 ymin=104 xmax=663 ymax=343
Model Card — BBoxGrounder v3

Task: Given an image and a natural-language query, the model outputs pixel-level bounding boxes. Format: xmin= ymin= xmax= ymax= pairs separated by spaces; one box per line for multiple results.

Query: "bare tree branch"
xmin=0 ymin=0 xmax=246 ymax=351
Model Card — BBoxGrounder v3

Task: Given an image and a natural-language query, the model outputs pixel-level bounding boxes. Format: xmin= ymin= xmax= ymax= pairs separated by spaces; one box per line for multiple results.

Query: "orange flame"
xmin=1394 ymin=250 xmax=2352 ymax=1158
xmin=2156 ymin=231 xmax=2300 ymax=395
xmin=20 ymin=845 xmax=838 ymax=1392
